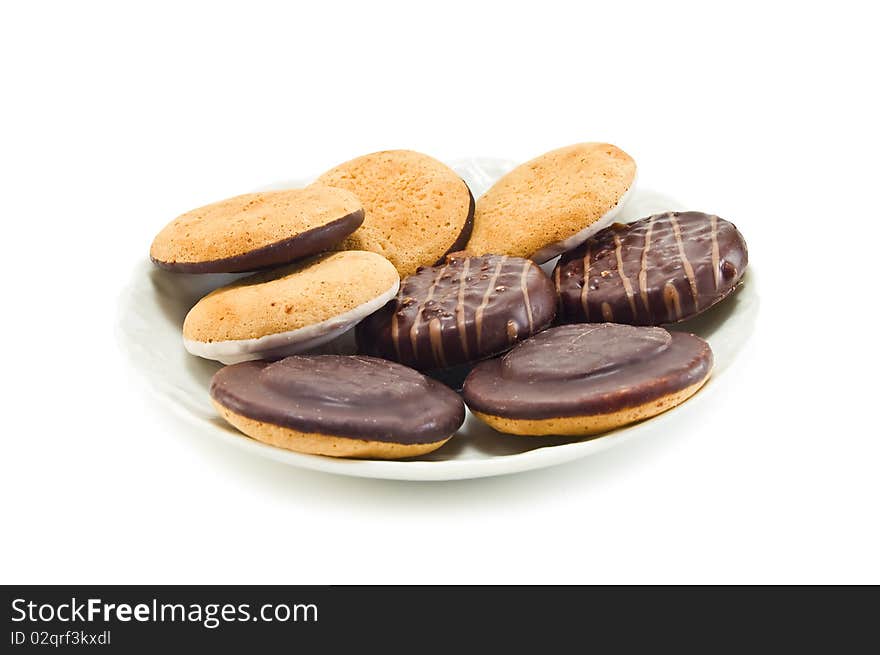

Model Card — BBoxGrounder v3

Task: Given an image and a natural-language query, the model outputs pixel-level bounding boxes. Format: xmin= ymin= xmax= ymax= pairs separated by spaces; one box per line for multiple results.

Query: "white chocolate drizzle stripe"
xmin=579 ymin=243 xmax=592 ymax=320
xmin=710 ymin=214 xmax=721 ymax=290
xmin=455 ymin=258 xmax=471 ymax=359
xmin=638 ymin=216 xmax=655 ymax=316
xmin=410 ymin=263 xmax=448 ymax=360
xmin=475 ymin=256 xmax=507 ymax=351
xmin=669 ymin=215 xmax=700 ymax=311
xmin=614 ymin=232 xmax=638 ymax=319
xmin=520 ymin=260 xmax=534 ymax=334
xmin=663 ymin=282 xmax=682 ymax=321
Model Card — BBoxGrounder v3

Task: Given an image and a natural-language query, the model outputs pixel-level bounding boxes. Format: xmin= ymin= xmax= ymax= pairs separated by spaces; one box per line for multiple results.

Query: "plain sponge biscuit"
xmin=466 ymin=143 xmax=636 ymax=262
xmin=316 ymin=150 xmax=474 ymax=277
xmin=183 ymin=250 xmax=399 ymax=343
xmin=150 ymin=186 xmax=364 ymax=273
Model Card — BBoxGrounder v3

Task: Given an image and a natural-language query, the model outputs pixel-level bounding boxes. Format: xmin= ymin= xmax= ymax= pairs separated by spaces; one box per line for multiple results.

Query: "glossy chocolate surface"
xmin=210 ymin=355 xmax=465 ymax=444
xmin=357 ymin=254 xmax=557 ymax=371
xmin=553 ymin=212 xmax=747 ymax=325
xmin=462 ymin=323 xmax=713 ymax=419
xmin=152 ymin=209 xmax=364 ymax=273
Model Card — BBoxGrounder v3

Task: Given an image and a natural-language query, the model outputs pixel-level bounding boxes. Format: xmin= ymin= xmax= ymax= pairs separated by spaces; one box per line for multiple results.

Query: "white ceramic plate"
xmin=117 ymin=158 xmax=758 ymax=481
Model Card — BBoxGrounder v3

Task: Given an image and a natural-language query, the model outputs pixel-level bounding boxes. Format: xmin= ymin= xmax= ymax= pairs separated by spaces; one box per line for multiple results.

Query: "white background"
xmin=1 ymin=1 xmax=877 ymax=584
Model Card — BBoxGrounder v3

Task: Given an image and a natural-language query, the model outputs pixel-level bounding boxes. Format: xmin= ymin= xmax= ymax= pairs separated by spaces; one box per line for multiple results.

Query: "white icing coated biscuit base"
xmin=184 ymin=280 xmax=399 ymax=364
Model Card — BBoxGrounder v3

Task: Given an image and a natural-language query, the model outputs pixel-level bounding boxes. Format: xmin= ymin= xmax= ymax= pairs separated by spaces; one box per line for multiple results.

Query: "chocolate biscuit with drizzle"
xmin=553 ymin=212 xmax=748 ymax=325
xmin=357 ymin=253 xmax=557 ymax=371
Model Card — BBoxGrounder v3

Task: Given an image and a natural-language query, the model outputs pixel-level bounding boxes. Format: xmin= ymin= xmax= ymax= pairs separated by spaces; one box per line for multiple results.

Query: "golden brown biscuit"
xmin=214 ymin=402 xmax=450 ymax=459
xmin=150 ymin=186 xmax=363 ymax=273
xmin=316 ymin=150 xmax=474 ymax=277
xmin=183 ymin=251 xmax=399 ymax=364
xmin=466 ymin=143 xmax=636 ymax=263
xmin=470 ymin=380 xmax=708 ymax=436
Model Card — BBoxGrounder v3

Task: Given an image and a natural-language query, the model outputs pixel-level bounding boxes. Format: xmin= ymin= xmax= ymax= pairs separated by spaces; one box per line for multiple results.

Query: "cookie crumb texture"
xmin=317 ymin=150 xmax=473 ymax=277
xmin=467 ymin=142 xmax=636 ymax=259
xmin=150 ymin=186 xmax=363 ymax=271
xmin=183 ymin=251 xmax=398 ymax=343
xmin=358 ymin=254 xmax=557 ymax=371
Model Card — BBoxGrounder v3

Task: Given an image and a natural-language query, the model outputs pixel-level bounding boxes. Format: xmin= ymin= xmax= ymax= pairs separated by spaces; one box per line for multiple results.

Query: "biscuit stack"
xmin=150 ymin=144 xmax=748 ymax=459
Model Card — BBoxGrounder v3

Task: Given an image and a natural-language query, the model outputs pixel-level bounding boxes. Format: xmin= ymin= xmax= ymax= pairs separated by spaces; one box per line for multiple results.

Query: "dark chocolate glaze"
xmin=357 ymin=254 xmax=557 ymax=371
xmin=211 ymin=355 xmax=465 ymax=444
xmin=553 ymin=212 xmax=748 ymax=325
xmin=462 ymin=323 xmax=713 ymax=419
xmin=434 ymin=183 xmax=476 ymax=265
xmin=151 ymin=209 xmax=364 ymax=274
xmin=426 ymin=361 xmax=476 ymax=392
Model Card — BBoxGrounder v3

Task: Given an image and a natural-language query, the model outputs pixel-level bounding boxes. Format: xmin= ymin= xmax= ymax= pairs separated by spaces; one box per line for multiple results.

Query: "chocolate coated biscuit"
xmin=463 ymin=323 xmax=713 ymax=436
xmin=357 ymin=254 xmax=557 ymax=371
xmin=150 ymin=186 xmax=363 ymax=273
xmin=211 ymin=355 xmax=465 ymax=458
xmin=554 ymin=212 xmax=748 ymax=325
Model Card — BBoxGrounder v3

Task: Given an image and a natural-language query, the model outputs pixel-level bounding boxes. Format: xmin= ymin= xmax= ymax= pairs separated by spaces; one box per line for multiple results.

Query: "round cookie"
xmin=210 ymin=355 xmax=465 ymax=459
xmin=466 ymin=142 xmax=636 ymax=263
xmin=150 ymin=186 xmax=364 ymax=273
xmin=554 ymin=211 xmax=748 ymax=325
xmin=183 ymin=251 xmax=399 ymax=364
xmin=316 ymin=150 xmax=474 ymax=277
xmin=462 ymin=323 xmax=713 ymax=436
xmin=357 ymin=253 xmax=557 ymax=372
